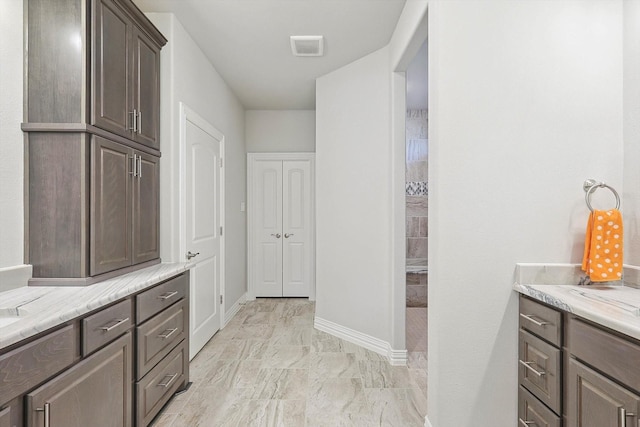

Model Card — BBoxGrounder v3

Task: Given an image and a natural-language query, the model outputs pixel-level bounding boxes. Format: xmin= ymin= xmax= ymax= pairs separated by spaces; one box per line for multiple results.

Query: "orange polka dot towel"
xmin=581 ymin=209 xmax=623 ymax=282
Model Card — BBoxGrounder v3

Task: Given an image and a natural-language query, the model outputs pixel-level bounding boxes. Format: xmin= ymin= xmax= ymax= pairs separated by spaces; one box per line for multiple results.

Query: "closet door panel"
xmin=253 ymin=161 xmax=283 ymax=297
xmin=282 ymin=160 xmax=312 ymax=297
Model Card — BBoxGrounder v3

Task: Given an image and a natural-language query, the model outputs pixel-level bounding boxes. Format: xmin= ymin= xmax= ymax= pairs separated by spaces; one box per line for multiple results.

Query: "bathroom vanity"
xmin=515 ymin=265 xmax=640 ymax=427
xmin=0 ymin=263 xmax=190 ymax=427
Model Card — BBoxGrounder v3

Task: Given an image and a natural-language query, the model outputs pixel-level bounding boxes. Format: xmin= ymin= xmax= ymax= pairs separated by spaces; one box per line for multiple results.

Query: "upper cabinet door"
xmin=92 ymin=0 xmax=133 ymax=139
xmin=132 ymin=28 xmax=161 ymax=149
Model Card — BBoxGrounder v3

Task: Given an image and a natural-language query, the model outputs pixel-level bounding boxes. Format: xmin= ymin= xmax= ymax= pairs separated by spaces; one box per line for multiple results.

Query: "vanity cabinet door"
xmin=25 ymin=332 xmax=132 ymax=427
xmin=567 ymin=358 xmax=640 ymax=427
xmin=0 ymin=407 xmax=10 ymax=427
xmin=91 ymin=136 xmax=133 ymax=276
xmin=132 ymin=151 xmax=159 ymax=265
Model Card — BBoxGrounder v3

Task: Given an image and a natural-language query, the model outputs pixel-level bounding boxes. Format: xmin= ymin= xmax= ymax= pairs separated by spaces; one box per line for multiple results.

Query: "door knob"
xmin=270 ymin=233 xmax=281 ymax=239
xmin=284 ymin=233 xmax=294 ymax=238
xmin=186 ymin=251 xmax=200 ymax=260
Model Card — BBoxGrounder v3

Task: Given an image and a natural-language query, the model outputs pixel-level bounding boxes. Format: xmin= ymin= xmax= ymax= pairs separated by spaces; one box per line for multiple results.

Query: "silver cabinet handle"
xmin=137 ymin=155 xmax=142 ymax=179
xmin=157 ymin=373 xmax=178 ymax=388
xmin=137 ymin=111 xmax=142 ymax=134
xmin=36 ymin=402 xmax=50 ymax=427
xmin=519 ymin=313 xmax=550 ymax=327
xmin=284 ymin=233 xmax=294 ymax=238
xmin=619 ymin=407 xmax=635 ymax=427
xmin=130 ymin=155 xmax=136 ymax=177
xmin=157 ymin=291 xmax=178 ymax=300
xmin=519 ymin=360 xmax=546 ymax=377
xmin=186 ymin=251 xmax=200 ymax=260
xmin=130 ymin=109 xmax=137 ymax=132
xmin=99 ymin=317 xmax=130 ymax=332
xmin=158 ymin=328 xmax=178 ymax=339
xmin=271 ymin=233 xmax=281 ymax=238
xmin=518 ymin=419 xmax=535 ymax=427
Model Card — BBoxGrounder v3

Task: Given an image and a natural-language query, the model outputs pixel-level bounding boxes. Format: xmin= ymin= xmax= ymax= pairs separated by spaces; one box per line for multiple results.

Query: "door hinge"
xmin=220 ymin=226 xmax=223 ymax=236
xmin=220 ymin=295 xmax=223 ymax=304
xmin=220 ymin=158 xmax=223 ymax=168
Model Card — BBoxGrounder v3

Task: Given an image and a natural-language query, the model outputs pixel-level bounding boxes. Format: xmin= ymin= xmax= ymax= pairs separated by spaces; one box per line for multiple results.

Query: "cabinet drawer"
xmin=137 ymin=274 xmax=187 ymax=323
xmin=519 ymin=330 xmax=561 ymax=414
xmin=0 ymin=407 xmax=10 ymax=427
xmin=82 ymin=298 xmax=133 ymax=355
xmin=519 ymin=385 xmax=561 ymax=427
xmin=0 ymin=324 xmax=79 ymax=405
xmin=568 ymin=316 xmax=640 ymax=393
xmin=520 ymin=296 xmax=562 ymax=346
xmin=136 ymin=299 xmax=187 ymax=380
xmin=136 ymin=342 xmax=185 ymax=427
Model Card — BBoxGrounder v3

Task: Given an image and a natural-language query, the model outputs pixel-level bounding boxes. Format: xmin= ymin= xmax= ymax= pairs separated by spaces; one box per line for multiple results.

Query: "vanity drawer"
xmin=136 ymin=342 xmax=185 ymax=427
xmin=520 ymin=296 xmax=562 ymax=346
xmin=137 ymin=274 xmax=187 ymax=323
xmin=0 ymin=324 xmax=79 ymax=405
xmin=82 ymin=298 xmax=133 ymax=355
xmin=136 ymin=299 xmax=187 ymax=380
xmin=519 ymin=385 xmax=561 ymax=427
xmin=519 ymin=329 xmax=561 ymax=414
xmin=568 ymin=316 xmax=640 ymax=392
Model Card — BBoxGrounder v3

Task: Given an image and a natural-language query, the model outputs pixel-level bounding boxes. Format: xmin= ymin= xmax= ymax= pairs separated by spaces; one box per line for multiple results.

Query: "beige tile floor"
xmin=151 ymin=298 xmax=427 ymax=427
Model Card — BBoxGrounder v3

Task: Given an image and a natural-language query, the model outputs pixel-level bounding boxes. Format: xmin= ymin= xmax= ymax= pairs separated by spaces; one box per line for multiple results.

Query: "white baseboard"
xmin=314 ymin=316 xmax=408 ymax=366
xmin=425 ymin=416 xmax=432 ymax=427
xmin=224 ymin=292 xmax=247 ymax=326
xmin=0 ymin=264 xmax=32 ymax=292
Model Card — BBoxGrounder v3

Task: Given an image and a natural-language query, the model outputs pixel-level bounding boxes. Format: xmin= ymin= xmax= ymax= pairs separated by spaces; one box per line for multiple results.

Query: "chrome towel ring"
xmin=583 ymin=179 xmax=620 ymax=212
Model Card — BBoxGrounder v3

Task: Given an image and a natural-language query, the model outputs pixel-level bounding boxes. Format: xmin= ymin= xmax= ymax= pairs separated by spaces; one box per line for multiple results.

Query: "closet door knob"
xmin=271 ymin=233 xmax=281 ymax=239
xmin=284 ymin=233 xmax=294 ymax=238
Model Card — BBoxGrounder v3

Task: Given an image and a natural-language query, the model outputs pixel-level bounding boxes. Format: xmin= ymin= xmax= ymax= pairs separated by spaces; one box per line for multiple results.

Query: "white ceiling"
xmin=133 ymin=0 xmax=407 ymax=110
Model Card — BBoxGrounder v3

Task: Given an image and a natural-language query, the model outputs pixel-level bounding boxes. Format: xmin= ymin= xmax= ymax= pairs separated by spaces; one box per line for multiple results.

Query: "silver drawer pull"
xmin=157 ymin=328 xmax=179 ymax=339
xmin=619 ymin=407 xmax=635 ymax=427
xmin=519 ymin=360 xmax=546 ymax=377
xmin=36 ymin=402 xmax=51 ymax=427
xmin=99 ymin=317 xmax=129 ymax=332
xmin=518 ymin=419 xmax=536 ymax=427
xmin=157 ymin=291 xmax=178 ymax=300
xmin=519 ymin=313 xmax=550 ymax=327
xmin=157 ymin=373 xmax=178 ymax=388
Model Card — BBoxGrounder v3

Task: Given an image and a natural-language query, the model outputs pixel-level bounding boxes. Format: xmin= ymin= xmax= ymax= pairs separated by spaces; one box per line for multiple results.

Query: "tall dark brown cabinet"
xmin=23 ymin=0 xmax=166 ymax=285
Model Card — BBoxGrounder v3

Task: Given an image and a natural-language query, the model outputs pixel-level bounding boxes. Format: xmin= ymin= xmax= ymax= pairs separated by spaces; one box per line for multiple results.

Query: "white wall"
xmin=428 ymin=1 xmax=623 ymax=425
xmin=146 ymin=13 xmax=247 ymax=311
xmin=315 ymin=47 xmax=392 ymax=345
xmin=246 ymin=110 xmax=315 ymax=152
xmin=0 ymin=0 xmax=25 ymax=270
xmin=624 ymin=0 xmax=640 ymax=266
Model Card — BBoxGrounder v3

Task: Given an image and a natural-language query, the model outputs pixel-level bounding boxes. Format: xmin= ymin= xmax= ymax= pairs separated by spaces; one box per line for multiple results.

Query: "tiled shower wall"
xmin=406 ymin=109 xmax=428 ymax=307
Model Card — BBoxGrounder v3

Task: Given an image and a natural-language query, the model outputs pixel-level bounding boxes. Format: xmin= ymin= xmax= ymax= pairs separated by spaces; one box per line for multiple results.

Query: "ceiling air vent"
xmin=290 ymin=36 xmax=324 ymax=57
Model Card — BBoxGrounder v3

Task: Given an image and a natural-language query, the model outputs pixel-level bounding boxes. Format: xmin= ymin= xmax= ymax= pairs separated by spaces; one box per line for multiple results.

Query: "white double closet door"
xmin=248 ymin=153 xmax=315 ymax=298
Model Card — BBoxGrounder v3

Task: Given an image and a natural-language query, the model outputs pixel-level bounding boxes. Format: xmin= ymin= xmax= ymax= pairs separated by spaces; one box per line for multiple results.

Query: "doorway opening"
xmin=405 ymin=38 xmax=428 ymax=365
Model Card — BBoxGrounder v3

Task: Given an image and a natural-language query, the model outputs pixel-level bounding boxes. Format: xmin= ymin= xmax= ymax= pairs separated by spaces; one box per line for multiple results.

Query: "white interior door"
xmin=249 ymin=154 xmax=314 ymax=299
xmin=186 ymin=118 xmax=222 ymax=358
xmin=253 ymin=160 xmax=283 ymax=297
xmin=282 ymin=160 xmax=312 ymax=297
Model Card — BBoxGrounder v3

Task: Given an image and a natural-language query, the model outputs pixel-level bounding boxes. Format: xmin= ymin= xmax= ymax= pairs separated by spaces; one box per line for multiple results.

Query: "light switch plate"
xmin=241 ymin=202 xmax=246 ymax=212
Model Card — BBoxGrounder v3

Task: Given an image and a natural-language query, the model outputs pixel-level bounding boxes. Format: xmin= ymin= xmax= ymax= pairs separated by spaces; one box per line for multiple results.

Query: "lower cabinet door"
xmin=25 ymin=332 xmax=132 ymax=427
xmin=0 ymin=407 xmax=10 ymax=427
xmin=567 ymin=358 xmax=640 ymax=427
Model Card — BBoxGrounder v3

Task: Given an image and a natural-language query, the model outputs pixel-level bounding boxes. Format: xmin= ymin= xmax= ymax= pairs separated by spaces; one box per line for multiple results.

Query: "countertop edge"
xmin=514 ymin=283 xmax=640 ymax=342
xmin=0 ymin=262 xmax=193 ymax=350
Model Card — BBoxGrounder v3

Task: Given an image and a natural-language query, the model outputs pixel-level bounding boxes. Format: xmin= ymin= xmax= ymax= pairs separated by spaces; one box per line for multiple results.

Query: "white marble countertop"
xmin=0 ymin=262 xmax=192 ymax=350
xmin=514 ymin=263 xmax=640 ymax=341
